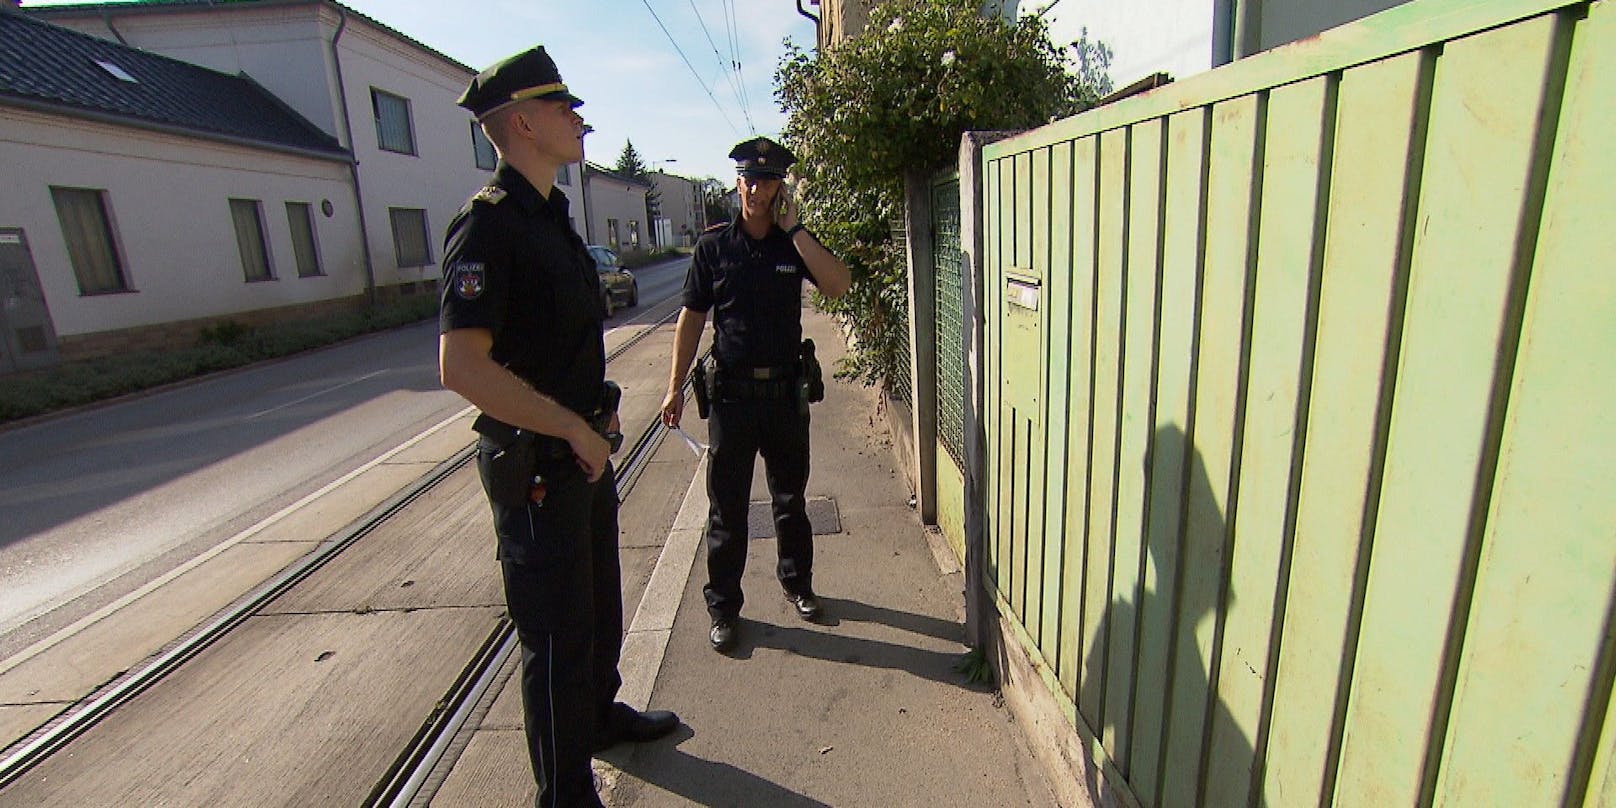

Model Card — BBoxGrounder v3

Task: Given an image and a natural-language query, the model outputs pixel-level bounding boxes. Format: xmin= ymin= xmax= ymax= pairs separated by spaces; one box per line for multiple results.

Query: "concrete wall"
xmin=0 ymin=107 xmax=362 ymax=340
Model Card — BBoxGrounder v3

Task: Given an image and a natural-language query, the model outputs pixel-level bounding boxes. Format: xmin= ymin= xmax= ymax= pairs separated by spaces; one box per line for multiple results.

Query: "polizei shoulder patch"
xmin=449 ymin=261 xmax=486 ymax=300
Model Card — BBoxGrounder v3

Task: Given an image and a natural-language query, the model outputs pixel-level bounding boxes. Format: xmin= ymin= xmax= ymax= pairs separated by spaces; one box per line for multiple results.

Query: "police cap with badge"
xmin=457 ymin=45 xmax=583 ymax=119
xmin=729 ymin=136 xmax=796 ymax=179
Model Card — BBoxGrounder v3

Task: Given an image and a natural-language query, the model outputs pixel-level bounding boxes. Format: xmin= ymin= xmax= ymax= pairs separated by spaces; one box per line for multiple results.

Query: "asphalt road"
xmin=0 ymin=255 xmax=691 ymax=657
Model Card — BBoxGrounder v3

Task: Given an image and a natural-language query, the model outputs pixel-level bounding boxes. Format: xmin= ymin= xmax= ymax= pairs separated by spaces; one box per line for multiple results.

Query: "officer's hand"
xmin=608 ymin=410 xmax=621 ymax=434
xmin=776 ymin=187 xmax=799 ymax=232
xmin=569 ymin=424 xmax=611 ymax=483
xmin=661 ymin=388 xmax=684 ymax=428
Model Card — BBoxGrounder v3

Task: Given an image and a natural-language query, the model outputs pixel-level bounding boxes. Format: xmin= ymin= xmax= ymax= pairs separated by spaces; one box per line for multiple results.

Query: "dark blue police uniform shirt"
xmin=439 ymin=161 xmax=607 ymax=417
xmin=681 ymin=219 xmax=816 ymax=369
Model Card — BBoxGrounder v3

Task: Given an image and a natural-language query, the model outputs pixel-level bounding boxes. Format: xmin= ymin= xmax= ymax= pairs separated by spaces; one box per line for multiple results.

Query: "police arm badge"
xmin=449 ymin=261 xmax=487 ymax=300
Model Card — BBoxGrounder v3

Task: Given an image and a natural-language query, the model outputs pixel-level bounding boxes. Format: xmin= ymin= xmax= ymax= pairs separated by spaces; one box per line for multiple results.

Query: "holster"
xmin=475 ymin=416 xmax=540 ymax=507
xmin=801 ymin=339 xmax=825 ymax=403
xmin=691 ymin=358 xmax=712 ymax=419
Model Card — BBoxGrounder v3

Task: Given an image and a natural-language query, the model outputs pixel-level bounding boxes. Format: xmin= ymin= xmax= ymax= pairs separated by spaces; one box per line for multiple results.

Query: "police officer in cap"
xmin=660 ymin=137 xmax=852 ymax=652
xmin=439 ymin=45 xmax=677 ymax=806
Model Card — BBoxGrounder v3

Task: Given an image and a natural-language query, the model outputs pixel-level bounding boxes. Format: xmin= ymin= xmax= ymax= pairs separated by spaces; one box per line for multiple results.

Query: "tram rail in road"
xmin=0 ymin=308 xmax=699 ymax=804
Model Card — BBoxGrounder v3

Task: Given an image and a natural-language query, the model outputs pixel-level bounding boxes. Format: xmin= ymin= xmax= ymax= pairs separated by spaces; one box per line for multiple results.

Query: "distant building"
xmin=648 ymin=171 xmax=703 ymax=248
xmin=582 ymin=163 xmax=650 ymax=252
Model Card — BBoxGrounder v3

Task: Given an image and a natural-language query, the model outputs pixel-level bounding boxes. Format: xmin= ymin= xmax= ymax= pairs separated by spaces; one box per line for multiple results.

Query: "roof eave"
xmin=1 ymin=95 xmax=355 ymax=164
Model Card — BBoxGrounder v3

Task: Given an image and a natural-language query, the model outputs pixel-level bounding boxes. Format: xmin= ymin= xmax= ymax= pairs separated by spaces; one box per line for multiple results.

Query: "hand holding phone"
xmin=773 ymin=179 xmax=799 ymax=231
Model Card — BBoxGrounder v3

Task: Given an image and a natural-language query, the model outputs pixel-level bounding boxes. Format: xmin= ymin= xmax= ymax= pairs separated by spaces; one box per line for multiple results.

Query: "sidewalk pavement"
xmin=597 ymin=307 xmax=1063 ymax=807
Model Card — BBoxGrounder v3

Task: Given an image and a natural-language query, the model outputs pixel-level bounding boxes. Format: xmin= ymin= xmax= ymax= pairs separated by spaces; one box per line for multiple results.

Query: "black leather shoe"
xmin=595 ymin=703 xmax=679 ymax=752
xmin=710 ymin=617 xmax=737 ymax=652
xmin=784 ymin=590 xmax=823 ymax=621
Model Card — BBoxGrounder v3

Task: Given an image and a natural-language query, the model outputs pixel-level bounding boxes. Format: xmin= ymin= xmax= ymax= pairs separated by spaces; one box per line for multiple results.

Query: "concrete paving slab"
xmin=383 ymin=411 xmax=476 ymax=467
xmin=431 ymin=727 xmax=534 ymax=808
xmin=484 ymin=666 xmax=524 ymax=731
xmin=263 ymin=468 xmax=502 ymax=614
xmin=0 ymin=607 xmax=502 ymax=808
xmin=247 ymin=459 xmax=442 ymax=545
xmin=0 ymin=540 xmax=317 ymax=707
xmin=0 ymin=703 xmax=63 ymax=752
xmin=594 ymin=309 xmax=1060 ymax=808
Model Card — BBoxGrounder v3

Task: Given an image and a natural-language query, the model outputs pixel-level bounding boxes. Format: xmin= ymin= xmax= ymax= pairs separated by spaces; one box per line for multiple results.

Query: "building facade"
xmin=647 ymin=171 xmax=703 ymax=248
xmin=0 ymin=8 xmax=362 ymax=368
xmin=581 ymin=164 xmax=651 ymax=252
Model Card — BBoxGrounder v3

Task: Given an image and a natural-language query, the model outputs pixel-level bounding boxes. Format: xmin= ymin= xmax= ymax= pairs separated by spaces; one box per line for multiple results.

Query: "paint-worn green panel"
xmin=1040 ymin=141 xmax=1075 ymax=667
xmin=1024 ymin=146 xmax=1052 ymax=646
xmin=1104 ymin=119 xmax=1164 ymax=776
xmin=1015 ymin=151 xmax=1034 ymax=279
xmin=1203 ymin=76 xmax=1330 ymax=808
xmin=1259 ymin=51 xmax=1426 ymax=808
xmin=1057 ymin=137 xmax=1099 ymax=696
xmin=982 ymin=0 xmax=1584 ymax=163
xmin=1335 ymin=15 xmax=1561 ymax=805
xmin=1160 ymin=93 xmax=1260 ymax=808
xmin=1079 ymin=128 xmax=1128 ymax=736
xmin=1590 ymin=689 xmax=1616 ymax=808
xmin=1435 ymin=5 xmax=1615 ymax=804
xmin=990 ymin=157 xmax=1010 ymax=600
xmin=1128 ymin=108 xmax=1208 ymax=808
xmin=936 ymin=448 xmax=966 ymax=563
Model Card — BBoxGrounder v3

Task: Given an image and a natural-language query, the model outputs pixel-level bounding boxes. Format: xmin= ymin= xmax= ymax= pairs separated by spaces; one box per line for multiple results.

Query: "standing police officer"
xmin=439 ymin=46 xmax=676 ymax=807
xmin=659 ymin=137 xmax=851 ymax=653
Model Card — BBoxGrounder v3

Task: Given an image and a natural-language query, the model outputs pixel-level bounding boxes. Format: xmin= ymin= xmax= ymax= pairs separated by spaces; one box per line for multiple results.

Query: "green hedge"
xmin=0 ymin=296 xmax=439 ymax=425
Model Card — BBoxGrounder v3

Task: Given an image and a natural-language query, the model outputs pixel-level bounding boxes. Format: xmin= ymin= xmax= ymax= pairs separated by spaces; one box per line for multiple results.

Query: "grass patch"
xmin=1 ymin=296 xmax=439 ymax=425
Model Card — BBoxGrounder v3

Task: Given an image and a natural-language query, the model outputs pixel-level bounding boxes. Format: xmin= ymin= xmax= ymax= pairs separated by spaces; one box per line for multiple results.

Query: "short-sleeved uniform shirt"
xmin=681 ymin=220 xmax=816 ymax=369
xmin=440 ymin=161 xmax=606 ymax=417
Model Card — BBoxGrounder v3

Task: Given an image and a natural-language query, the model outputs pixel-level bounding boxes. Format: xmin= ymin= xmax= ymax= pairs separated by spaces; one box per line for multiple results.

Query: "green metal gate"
xmin=978 ymin=0 xmax=1616 ymax=804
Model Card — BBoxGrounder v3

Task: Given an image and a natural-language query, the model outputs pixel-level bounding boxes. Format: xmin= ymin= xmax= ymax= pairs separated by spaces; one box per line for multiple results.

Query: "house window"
xmin=372 ymin=88 xmax=416 ymax=155
xmin=606 ymin=218 xmax=619 ymax=250
xmin=230 ymin=198 xmax=274 ymax=282
xmin=286 ymin=202 xmax=322 ymax=277
xmin=628 ymin=220 xmax=640 ymax=250
xmin=389 ymin=207 xmax=432 ymax=267
xmin=471 ymin=121 xmax=497 ymax=170
xmin=556 ymin=163 xmax=571 ymax=185
xmin=50 ymin=186 xmax=130 ymax=295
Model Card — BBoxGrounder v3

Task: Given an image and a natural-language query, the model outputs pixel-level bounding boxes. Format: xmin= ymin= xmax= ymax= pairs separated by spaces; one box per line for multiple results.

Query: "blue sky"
xmin=26 ymin=0 xmax=816 ymax=181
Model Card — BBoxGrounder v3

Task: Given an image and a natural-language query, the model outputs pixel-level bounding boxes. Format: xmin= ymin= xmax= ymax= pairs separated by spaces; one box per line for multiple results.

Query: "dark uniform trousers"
xmin=479 ymin=445 xmax=621 ymax=808
xmin=703 ymin=393 xmax=813 ymax=619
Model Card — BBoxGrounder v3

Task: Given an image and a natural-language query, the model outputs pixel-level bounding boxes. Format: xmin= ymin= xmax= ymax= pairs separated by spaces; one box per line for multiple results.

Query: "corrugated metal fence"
xmin=976 ymin=0 xmax=1615 ymax=804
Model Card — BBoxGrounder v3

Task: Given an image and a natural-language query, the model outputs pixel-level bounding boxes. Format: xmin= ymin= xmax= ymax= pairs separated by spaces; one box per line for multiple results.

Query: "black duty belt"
xmin=722 ymin=363 xmax=798 ymax=380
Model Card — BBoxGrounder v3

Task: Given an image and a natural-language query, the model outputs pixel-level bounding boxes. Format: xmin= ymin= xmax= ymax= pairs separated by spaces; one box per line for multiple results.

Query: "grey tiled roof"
xmin=0 ymin=11 xmax=347 ymax=157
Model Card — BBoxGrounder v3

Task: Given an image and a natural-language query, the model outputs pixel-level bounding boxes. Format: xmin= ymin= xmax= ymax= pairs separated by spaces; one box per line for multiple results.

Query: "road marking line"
xmin=0 ymin=406 xmax=476 ymax=677
xmin=246 ymin=369 xmax=388 ymax=420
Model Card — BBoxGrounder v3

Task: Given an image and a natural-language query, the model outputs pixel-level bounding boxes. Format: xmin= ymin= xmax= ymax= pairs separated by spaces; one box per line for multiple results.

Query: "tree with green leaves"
xmin=775 ymin=0 xmax=1108 ymax=388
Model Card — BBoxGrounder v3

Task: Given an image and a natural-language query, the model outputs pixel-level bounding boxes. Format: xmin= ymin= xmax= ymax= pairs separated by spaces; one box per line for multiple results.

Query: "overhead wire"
xmin=638 ymin=0 xmax=743 ymax=136
xmin=684 ymin=0 xmax=754 ymax=132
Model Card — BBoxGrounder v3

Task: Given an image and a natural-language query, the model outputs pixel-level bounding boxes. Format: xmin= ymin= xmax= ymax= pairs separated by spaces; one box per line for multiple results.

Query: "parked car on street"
xmin=587 ymin=245 xmax=638 ymax=316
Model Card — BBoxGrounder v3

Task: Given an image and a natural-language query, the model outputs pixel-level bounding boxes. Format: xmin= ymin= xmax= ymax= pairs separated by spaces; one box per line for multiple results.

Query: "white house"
xmin=29 ymin=0 xmax=495 ymax=300
xmin=582 ymin=163 xmax=651 ymax=253
xmin=0 ymin=8 xmax=361 ymax=369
